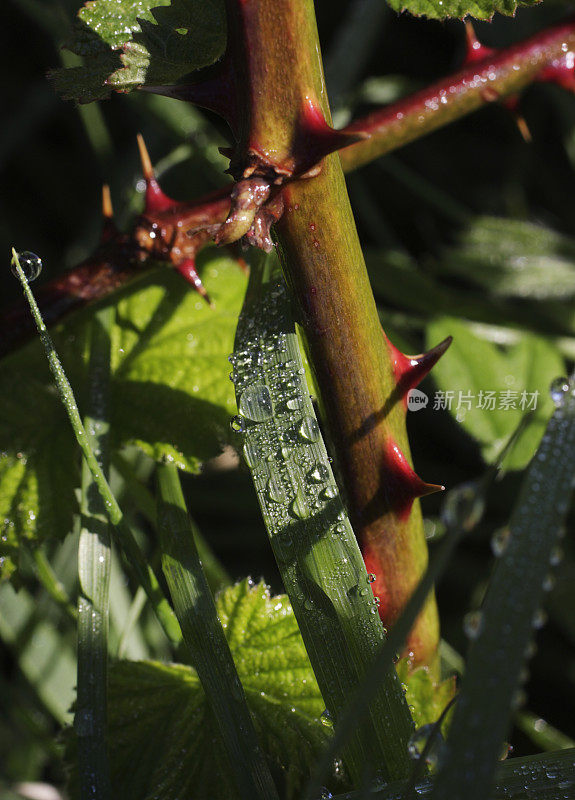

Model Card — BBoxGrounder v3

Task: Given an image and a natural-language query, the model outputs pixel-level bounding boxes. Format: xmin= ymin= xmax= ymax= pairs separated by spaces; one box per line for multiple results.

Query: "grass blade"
xmin=304 ymin=479 xmax=484 ymax=799
xmin=10 ymin=248 xmax=182 ymax=647
xmin=431 ymin=385 xmax=575 ymax=800
xmin=232 ymin=252 xmax=414 ymax=785
xmin=113 ymin=451 xmax=231 ymax=592
xmin=156 ymin=462 xmax=280 ymax=800
xmin=29 ymin=548 xmax=77 ymax=623
xmin=76 ymin=306 xmax=113 ymax=800
xmin=326 ymin=748 xmax=575 ymax=799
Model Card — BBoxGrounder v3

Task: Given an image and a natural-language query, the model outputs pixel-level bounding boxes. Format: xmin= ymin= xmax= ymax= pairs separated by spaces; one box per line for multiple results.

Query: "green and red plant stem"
xmin=340 ymin=16 xmax=575 ymax=171
xmin=222 ymin=0 xmax=439 ymax=667
xmin=3 ymin=17 xmax=575 ymax=356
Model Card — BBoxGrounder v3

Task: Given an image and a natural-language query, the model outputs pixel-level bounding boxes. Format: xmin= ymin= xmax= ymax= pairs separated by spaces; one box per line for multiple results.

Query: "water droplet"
xmin=308 ymin=463 xmax=329 ymax=483
xmin=532 ymin=609 xmax=547 ymax=629
xmin=321 ymin=484 xmax=338 ymax=500
xmin=11 ymin=251 xmax=43 ymax=282
xmin=368 ymin=573 xmax=376 ymax=583
xmin=287 ymin=396 xmax=304 ymax=411
xmin=512 ymin=688 xmax=526 ymax=710
xmin=491 ymin=527 xmax=512 ymax=557
xmin=542 ymin=573 xmax=555 ymax=592
xmin=74 ymin=708 xmax=95 ymax=737
xmin=407 ymin=724 xmax=445 ymax=769
xmin=463 ymin=610 xmax=483 ymax=639
xmin=550 ymin=376 xmax=570 ymax=407
xmin=299 ymin=415 xmax=320 ymax=442
xmin=441 ymin=482 xmax=484 ymax=531
xmin=267 ymin=473 xmax=287 ymax=504
xmin=290 ymin=490 xmax=309 ymax=520
xmin=275 ymin=533 xmax=293 ymax=561
xmin=549 ymin=546 xmax=563 ymax=567
xmin=320 ymin=789 xmax=333 ymax=800
xmin=230 ymin=415 xmax=245 ymax=433
xmin=320 ymin=709 xmax=333 ymax=728
xmin=243 ymin=437 xmax=262 ymax=468
xmin=239 ymin=383 xmax=273 ymax=422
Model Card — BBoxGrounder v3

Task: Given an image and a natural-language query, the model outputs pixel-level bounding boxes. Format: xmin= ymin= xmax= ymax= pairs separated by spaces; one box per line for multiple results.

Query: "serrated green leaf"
xmin=67 ymin=580 xmax=330 ymax=799
xmin=385 ymin=0 xmax=538 ymax=21
xmin=0 ymin=254 xmax=245 ymax=579
xmin=437 ymin=217 xmax=575 ymax=301
xmin=426 ymin=318 xmax=565 ymax=470
xmin=53 ymin=0 xmax=226 ymax=103
xmin=109 ymin=255 xmax=244 ymax=470
xmin=0 ymin=346 xmax=81 ymax=579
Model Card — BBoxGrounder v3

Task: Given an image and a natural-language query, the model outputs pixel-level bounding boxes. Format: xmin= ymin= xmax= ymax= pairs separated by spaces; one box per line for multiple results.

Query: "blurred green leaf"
xmin=396 ymin=660 xmax=455 ymax=730
xmin=431 ymin=382 xmax=575 ymax=800
xmin=67 ymin=580 xmax=329 ymax=799
xmin=426 ymin=317 xmax=565 ymax=469
xmin=437 ymin=217 xmax=575 ymax=300
xmin=385 ymin=0 xmax=538 ymax=21
xmin=0 ymin=254 xmax=245 ymax=579
xmin=0 ymin=581 xmax=76 ymax=724
xmin=53 ymin=0 xmax=226 ymax=103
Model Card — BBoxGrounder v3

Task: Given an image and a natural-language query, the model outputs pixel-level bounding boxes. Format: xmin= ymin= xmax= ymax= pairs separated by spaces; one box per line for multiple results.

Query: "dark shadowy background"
xmin=2 ymin=0 xmax=575 ymax=786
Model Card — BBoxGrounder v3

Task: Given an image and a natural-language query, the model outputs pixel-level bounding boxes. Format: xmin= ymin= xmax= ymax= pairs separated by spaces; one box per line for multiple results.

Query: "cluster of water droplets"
xmin=229 ymin=320 xmax=348 ymax=544
xmin=229 ymin=276 xmax=386 ymax=637
xmin=11 ymin=251 xmax=43 ymax=282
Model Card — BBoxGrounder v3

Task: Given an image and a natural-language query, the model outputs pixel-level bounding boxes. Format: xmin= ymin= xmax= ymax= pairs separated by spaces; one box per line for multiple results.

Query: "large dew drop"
xmin=12 ymin=251 xmax=43 ymax=282
xmin=267 ymin=473 xmax=287 ymax=504
xmin=230 ymin=415 xmax=245 ymax=433
xmin=239 ymin=383 xmax=273 ymax=422
xmin=441 ymin=482 xmax=484 ymax=532
xmin=407 ymin=724 xmax=445 ymax=769
xmin=243 ymin=436 xmax=262 ymax=468
xmin=463 ymin=609 xmax=483 ymax=640
xmin=290 ymin=490 xmax=309 ymax=520
xmin=299 ymin=415 xmax=320 ymax=443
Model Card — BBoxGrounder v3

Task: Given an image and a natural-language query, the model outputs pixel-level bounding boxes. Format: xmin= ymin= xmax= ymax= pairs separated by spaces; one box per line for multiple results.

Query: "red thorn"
xmin=175 ymin=258 xmax=213 ymax=306
xmin=463 ymin=21 xmax=496 ymax=65
xmin=297 ymin=96 xmax=369 ymax=168
xmin=137 ymin=134 xmax=175 ymax=214
xmin=501 ymin=96 xmax=532 ymax=142
xmin=140 ymin=55 xmax=238 ymax=133
xmin=514 ymin=113 xmax=532 ymax=143
xmin=383 ymin=438 xmax=444 ymax=520
xmin=102 ymin=184 xmax=113 ymax=219
xmin=101 ymin=185 xmax=118 ymax=243
xmin=386 ymin=335 xmax=452 ymax=404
